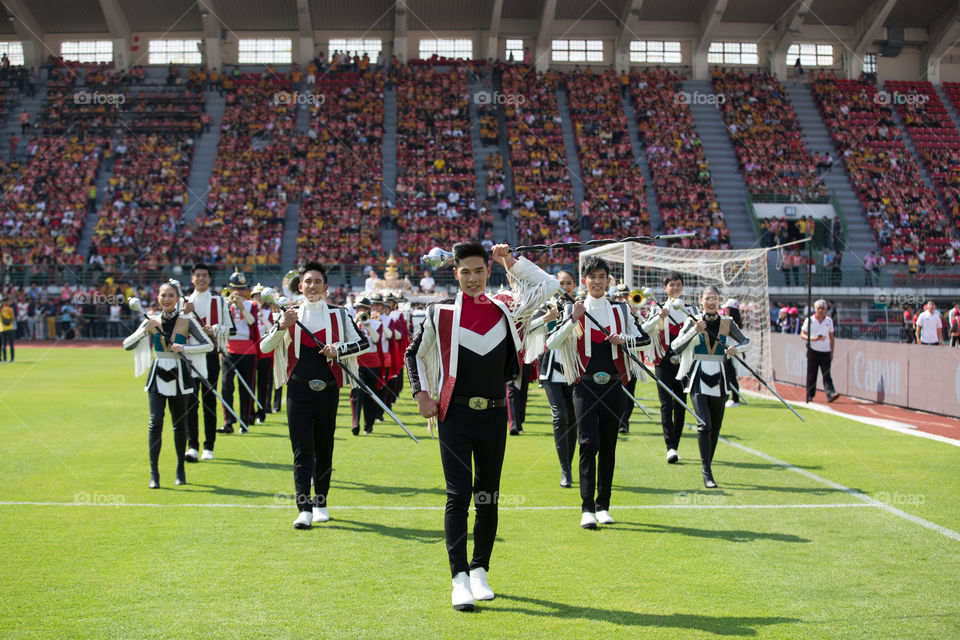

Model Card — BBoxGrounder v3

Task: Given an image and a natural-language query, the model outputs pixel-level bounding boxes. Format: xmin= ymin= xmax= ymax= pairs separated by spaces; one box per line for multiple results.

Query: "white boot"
xmin=293 ymin=511 xmax=312 ymax=529
xmin=184 ymin=448 xmax=199 ymax=462
xmin=666 ymin=449 xmax=680 ymax=464
xmin=597 ymin=509 xmax=615 ymax=525
xmin=469 ymin=567 xmax=495 ymax=601
xmin=312 ymin=506 xmax=330 ymax=522
xmin=451 ymin=572 xmax=475 ymax=611
xmin=200 ymin=449 xmax=214 ymax=460
xmin=580 ymin=512 xmax=598 ymax=529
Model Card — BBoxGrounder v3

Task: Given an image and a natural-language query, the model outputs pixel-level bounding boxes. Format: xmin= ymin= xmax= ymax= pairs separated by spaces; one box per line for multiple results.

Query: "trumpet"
xmin=628 ymin=289 xmax=646 ymax=308
xmin=283 ymin=269 xmax=301 ymax=294
xmin=356 ymin=311 xmax=370 ymax=323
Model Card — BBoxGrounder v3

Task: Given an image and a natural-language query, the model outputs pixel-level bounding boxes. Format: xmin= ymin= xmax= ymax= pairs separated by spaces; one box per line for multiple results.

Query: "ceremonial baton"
xmin=128 ymin=298 xmax=250 ymax=431
xmin=621 ymin=384 xmax=654 ymax=421
xmin=260 ymin=288 xmax=418 ymax=444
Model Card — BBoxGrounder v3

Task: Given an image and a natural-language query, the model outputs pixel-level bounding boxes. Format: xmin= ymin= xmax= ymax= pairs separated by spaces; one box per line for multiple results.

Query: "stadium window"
xmin=61 ymin=40 xmax=114 ymax=64
xmin=787 ymin=43 xmax=834 ymax=67
xmin=328 ymin=38 xmax=383 ymax=60
xmin=0 ymin=42 xmax=24 ymax=65
xmin=505 ymin=39 xmax=524 ymax=63
xmin=863 ymin=53 xmax=877 ymax=74
xmin=148 ymin=39 xmax=202 ymax=65
xmin=237 ymin=38 xmax=293 ymax=64
xmin=418 ymin=38 xmax=473 ymax=60
xmin=551 ymin=39 xmax=603 ymax=63
xmin=707 ymin=41 xmax=758 ymax=65
xmin=630 ymin=41 xmax=681 ymax=64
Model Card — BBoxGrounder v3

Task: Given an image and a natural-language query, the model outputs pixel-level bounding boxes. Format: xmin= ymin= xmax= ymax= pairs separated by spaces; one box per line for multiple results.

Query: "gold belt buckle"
xmin=308 ymin=379 xmax=327 ymax=392
xmin=468 ymin=396 xmax=488 ymax=410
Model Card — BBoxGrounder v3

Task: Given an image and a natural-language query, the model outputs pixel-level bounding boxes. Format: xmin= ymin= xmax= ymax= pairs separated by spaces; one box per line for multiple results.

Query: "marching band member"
xmin=385 ymin=294 xmax=409 ymax=412
xmin=369 ymin=294 xmax=394 ymax=421
xmin=526 ymin=269 xmax=578 ymax=487
xmin=611 ymin=283 xmax=635 ymax=434
xmin=124 ymin=282 xmax=214 ymax=488
xmin=182 ymin=264 xmax=233 ymax=462
xmin=350 ymin=297 xmax=382 ymax=435
xmin=671 ymin=286 xmax=751 ymax=488
xmin=260 ymin=261 xmax=369 ymax=529
xmin=251 ymin=284 xmax=275 ymax=424
xmin=641 ymin=271 xmax=697 ymax=464
xmin=219 ymin=271 xmax=260 ymax=434
xmin=406 ymin=242 xmax=560 ymax=611
xmin=546 ymin=256 xmax=651 ymax=530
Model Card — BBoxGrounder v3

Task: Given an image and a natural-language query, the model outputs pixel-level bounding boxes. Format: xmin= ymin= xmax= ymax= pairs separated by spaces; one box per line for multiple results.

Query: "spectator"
xmin=419 ymin=270 xmax=435 ymax=293
xmin=915 ymin=300 xmax=942 ymax=346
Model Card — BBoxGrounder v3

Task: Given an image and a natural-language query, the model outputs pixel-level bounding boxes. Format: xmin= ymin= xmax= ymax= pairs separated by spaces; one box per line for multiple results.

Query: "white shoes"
xmin=200 ymin=449 xmax=214 ymax=460
xmin=666 ymin=449 xmax=680 ymax=464
xmin=597 ymin=509 xmax=615 ymax=525
xmin=581 ymin=512 xmax=598 ymax=529
xmin=184 ymin=448 xmax=199 ymax=462
xmin=469 ymin=567 xmax=495 ymax=601
xmin=725 ymin=400 xmax=740 ymax=408
xmin=312 ymin=506 xmax=330 ymax=522
xmin=293 ymin=511 xmax=312 ymax=529
xmin=451 ymin=571 xmax=475 ymax=611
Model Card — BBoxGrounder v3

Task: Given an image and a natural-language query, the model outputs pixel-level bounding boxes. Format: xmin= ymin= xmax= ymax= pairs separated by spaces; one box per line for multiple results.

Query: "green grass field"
xmin=1 ymin=346 xmax=958 ymax=639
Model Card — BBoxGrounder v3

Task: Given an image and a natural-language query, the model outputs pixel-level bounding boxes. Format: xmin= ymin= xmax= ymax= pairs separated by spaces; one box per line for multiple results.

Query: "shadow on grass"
xmin=719 ymin=482 xmax=856 ymax=495
xmin=215 ymin=457 xmax=290 ymax=472
xmin=180 ymin=483 xmax=282 ymax=499
xmin=324 ymin=518 xmax=444 ymax=543
xmin=718 ymin=460 xmax=825 ymax=471
xmin=613 ymin=521 xmax=811 ymax=543
xmin=331 ymin=479 xmax=446 ymax=497
xmin=493 ymin=593 xmax=800 ymax=633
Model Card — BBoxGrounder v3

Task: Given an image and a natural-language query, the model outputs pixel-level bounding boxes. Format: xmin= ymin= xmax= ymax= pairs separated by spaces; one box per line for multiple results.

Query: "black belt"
xmin=290 ymin=373 xmax=333 ymax=392
xmin=452 ymin=395 xmax=507 ymax=410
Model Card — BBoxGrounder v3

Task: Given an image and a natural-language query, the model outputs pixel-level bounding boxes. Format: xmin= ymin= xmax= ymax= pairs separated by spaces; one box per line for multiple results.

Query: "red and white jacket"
xmin=405 ymin=257 xmax=560 ymax=424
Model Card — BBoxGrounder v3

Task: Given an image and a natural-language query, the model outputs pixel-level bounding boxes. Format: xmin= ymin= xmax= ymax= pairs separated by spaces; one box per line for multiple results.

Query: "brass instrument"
xmin=283 ymin=269 xmax=301 ymax=294
xmin=628 ymin=289 xmax=646 ymax=308
xmin=357 ymin=311 xmax=370 ymax=323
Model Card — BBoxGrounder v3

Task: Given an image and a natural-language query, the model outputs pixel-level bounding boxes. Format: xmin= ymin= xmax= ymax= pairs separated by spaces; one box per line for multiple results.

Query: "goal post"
xmin=579 ymin=243 xmax=773 ymax=389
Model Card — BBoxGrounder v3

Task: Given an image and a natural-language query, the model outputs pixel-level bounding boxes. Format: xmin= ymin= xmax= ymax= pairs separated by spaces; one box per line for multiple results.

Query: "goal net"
xmin=579 ymin=243 xmax=772 ymax=389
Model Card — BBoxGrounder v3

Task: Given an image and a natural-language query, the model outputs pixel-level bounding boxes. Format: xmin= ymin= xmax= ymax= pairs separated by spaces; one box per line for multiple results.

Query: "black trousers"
xmin=255 ymin=357 xmax=273 ymax=419
xmin=507 ymin=362 xmax=533 ymax=430
xmin=572 ymin=378 xmax=621 ymax=513
xmin=691 ymin=392 xmax=725 ymax=469
xmin=350 ymin=366 xmax=380 ymax=430
xmin=385 ymin=371 xmax=403 ymax=408
xmin=723 ymin=359 xmax=741 ymax=403
xmin=222 ymin=352 xmax=256 ymax=426
xmin=655 ymin=360 xmax=687 ymax=450
xmin=272 ymin=384 xmax=283 ymax=413
xmin=0 ymin=331 xmax=13 ymax=361
xmin=286 ymin=382 xmax=338 ymax=512
xmin=148 ymin=390 xmax=189 ymax=476
xmin=543 ymin=379 xmax=576 ymax=473
xmin=805 ymin=349 xmax=835 ymax=401
xmin=186 ymin=351 xmax=220 ymax=451
xmin=437 ymin=403 xmax=508 ymax=577
xmin=619 ymin=376 xmax=637 ymax=431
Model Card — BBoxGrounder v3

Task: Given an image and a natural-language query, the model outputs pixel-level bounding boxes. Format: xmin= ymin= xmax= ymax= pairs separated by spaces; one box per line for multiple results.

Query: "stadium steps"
xmin=621 ymin=93 xmax=663 ymax=244
xmin=3 ymin=81 xmax=46 ymax=157
xmin=76 ymin=156 xmax=115 ymax=258
xmin=381 ymin=83 xmax=398 ymax=254
xmin=467 ymin=76 xmax=512 ymax=245
xmin=936 ymin=85 xmax=960 ymax=131
xmin=784 ymin=84 xmax=878 ymax=265
xmin=887 ymin=100 xmax=940 ymax=196
xmin=295 ymin=99 xmax=310 ymax=134
xmin=280 ymin=202 xmax=300 ymax=267
xmin=492 ymin=69 xmax=517 ymax=246
xmin=181 ymin=90 xmax=226 ymax=224
xmin=554 ymin=88 xmax=588 ymax=240
xmin=683 ymin=80 xmax=755 ymax=249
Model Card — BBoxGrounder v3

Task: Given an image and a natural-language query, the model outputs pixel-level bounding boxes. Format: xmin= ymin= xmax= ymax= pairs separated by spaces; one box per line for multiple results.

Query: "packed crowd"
xmin=631 ymin=67 xmax=730 ymax=249
xmin=713 ymin=69 xmax=827 ymax=201
xmin=810 ymin=74 xmax=947 ymax=264
xmin=564 ymin=68 xmax=649 ymax=238
xmin=392 ymin=64 xmax=488 ymax=263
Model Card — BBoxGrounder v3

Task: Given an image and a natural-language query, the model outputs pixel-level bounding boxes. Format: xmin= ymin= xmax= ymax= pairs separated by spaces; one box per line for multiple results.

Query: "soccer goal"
xmin=579 ymin=243 xmax=773 ymax=387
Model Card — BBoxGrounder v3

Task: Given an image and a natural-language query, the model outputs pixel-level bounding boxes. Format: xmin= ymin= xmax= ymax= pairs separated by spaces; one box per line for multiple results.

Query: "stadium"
xmin=1 ymin=0 xmax=959 ymax=637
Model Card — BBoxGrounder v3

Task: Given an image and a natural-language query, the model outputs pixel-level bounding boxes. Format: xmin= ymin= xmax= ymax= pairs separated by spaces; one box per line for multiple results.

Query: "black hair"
xmin=581 ymin=256 xmax=610 ymax=277
xmin=557 ymin=269 xmax=576 ymax=281
xmin=452 ymin=241 xmax=489 ymax=266
xmin=701 ymin=285 xmax=721 ymax=298
xmin=192 ymin=263 xmax=211 ymax=275
xmin=299 ymin=260 xmax=327 ymax=283
xmin=663 ymin=271 xmax=684 ymax=287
